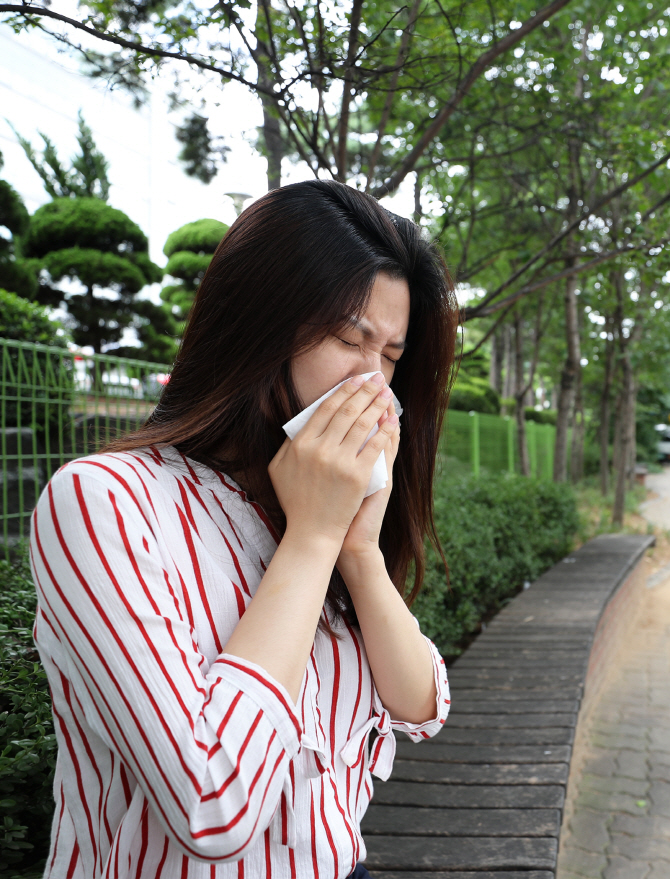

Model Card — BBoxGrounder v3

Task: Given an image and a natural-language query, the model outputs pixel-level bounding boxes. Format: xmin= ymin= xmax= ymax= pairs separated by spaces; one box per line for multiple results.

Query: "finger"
xmin=339 ymin=384 xmax=395 ymax=451
xmin=357 ymin=413 xmax=399 ymax=464
xmin=378 ymin=398 xmax=395 ymax=427
xmin=319 ymin=374 xmax=390 ymax=445
xmin=296 ymin=374 xmax=368 ymax=438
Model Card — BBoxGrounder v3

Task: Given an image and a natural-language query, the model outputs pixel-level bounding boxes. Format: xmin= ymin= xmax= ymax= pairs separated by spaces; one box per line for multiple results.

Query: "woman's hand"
xmin=338 ymin=397 xmax=400 ymax=562
xmin=268 ymin=373 xmax=399 ymax=551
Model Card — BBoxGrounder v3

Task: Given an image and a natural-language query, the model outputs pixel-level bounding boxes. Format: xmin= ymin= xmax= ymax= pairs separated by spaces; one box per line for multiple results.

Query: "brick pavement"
xmin=556 ymin=534 xmax=670 ymax=879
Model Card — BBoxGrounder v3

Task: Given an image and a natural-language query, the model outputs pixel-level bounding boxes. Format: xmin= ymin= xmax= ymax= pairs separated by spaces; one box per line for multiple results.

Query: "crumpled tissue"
xmin=282 ymin=371 xmax=403 ymax=498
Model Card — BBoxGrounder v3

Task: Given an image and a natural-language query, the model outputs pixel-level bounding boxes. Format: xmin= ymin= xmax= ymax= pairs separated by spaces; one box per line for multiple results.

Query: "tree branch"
xmin=364 ymin=0 xmax=421 ymax=192
xmin=0 ymin=4 xmax=266 ymax=93
xmin=336 ymin=0 xmax=364 ymax=180
xmin=371 ymin=0 xmax=575 ymax=198
xmin=465 ymin=238 xmax=670 ymax=320
xmin=469 ymin=148 xmax=670 ymax=315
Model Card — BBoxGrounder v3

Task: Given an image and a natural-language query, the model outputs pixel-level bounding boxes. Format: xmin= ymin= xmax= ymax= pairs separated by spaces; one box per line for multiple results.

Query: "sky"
xmin=0 ymin=25 xmax=416 ymax=265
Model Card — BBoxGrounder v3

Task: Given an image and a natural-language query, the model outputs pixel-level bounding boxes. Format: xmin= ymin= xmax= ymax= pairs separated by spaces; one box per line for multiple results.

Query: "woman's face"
xmin=291 ymin=272 xmax=410 ymax=408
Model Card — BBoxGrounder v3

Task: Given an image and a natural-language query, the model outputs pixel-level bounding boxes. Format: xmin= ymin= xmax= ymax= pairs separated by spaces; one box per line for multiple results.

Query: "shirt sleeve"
xmin=29 ymin=464 xmax=301 ymax=862
xmin=390 ymin=623 xmax=451 ymax=741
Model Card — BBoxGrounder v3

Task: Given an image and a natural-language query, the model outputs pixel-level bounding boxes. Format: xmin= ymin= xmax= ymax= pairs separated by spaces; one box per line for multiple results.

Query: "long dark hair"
xmin=104 ymin=180 xmax=459 ymax=620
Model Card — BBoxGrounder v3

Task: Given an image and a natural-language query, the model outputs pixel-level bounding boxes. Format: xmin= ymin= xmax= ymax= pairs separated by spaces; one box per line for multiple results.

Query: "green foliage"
xmin=25 ymin=198 xmax=149 ymax=259
xmin=163 ymin=219 xmax=227 ymax=258
xmin=0 ymin=545 xmax=55 ymax=877
xmin=525 ymin=408 xmax=557 ymax=426
xmin=164 ymin=251 xmax=212 ymax=282
xmin=12 ymin=111 xmax=110 ymax=201
xmin=24 ymin=198 xmax=164 ymax=354
xmin=0 ymin=152 xmax=37 ymax=300
xmin=161 ymin=219 xmax=228 ymax=322
xmin=449 ymin=375 xmax=500 ymax=415
xmin=0 ymin=290 xmax=72 ymax=433
xmin=412 ymin=469 xmax=579 ymax=658
xmin=0 ymin=290 xmax=67 ymax=346
xmin=175 ymin=113 xmax=229 ymax=184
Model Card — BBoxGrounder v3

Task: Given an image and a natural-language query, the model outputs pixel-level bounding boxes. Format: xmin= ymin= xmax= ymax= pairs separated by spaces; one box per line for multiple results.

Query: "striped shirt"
xmin=29 ymin=445 xmax=450 ymax=879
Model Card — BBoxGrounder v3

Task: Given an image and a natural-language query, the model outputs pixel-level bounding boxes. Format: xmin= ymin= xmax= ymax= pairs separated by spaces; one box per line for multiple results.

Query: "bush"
xmin=449 ymin=376 xmax=501 ymax=414
xmin=412 ymin=469 xmax=579 ymax=659
xmin=0 ymin=289 xmax=67 ymax=346
xmin=524 ymin=408 xmax=557 ymax=425
xmin=0 ymin=546 xmax=56 ymax=878
xmin=0 ymin=289 xmax=72 ymax=436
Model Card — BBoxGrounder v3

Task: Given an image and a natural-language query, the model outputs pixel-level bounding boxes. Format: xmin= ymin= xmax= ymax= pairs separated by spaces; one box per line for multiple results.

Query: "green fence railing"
xmin=1 ymin=338 xmax=170 ymax=557
xmin=0 ymin=337 xmax=557 ymax=558
xmin=440 ymin=410 xmax=555 ymax=480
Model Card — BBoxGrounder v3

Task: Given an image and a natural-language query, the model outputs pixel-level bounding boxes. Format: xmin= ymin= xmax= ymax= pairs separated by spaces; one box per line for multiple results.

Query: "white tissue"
xmin=282 ymin=372 xmax=403 ymax=498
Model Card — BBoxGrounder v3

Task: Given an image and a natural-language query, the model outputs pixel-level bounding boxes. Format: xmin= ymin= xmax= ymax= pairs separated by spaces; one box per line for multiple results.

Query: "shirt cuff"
xmin=210 ymin=654 xmax=303 ymax=757
xmin=390 ymin=634 xmax=451 ymax=741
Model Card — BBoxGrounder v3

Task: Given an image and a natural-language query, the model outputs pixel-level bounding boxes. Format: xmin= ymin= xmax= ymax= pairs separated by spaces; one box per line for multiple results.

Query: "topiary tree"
xmin=23 ymin=197 xmax=163 ymax=354
xmin=0 ymin=152 xmax=37 ymax=299
xmin=161 ymin=218 xmax=228 ymax=322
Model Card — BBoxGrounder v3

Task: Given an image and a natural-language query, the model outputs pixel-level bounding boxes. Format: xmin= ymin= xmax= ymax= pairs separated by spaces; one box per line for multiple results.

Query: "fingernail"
xmin=381 ymin=386 xmax=393 ymax=399
xmin=350 ymin=375 xmax=365 ymax=386
xmin=370 ymin=372 xmax=384 ymax=385
xmin=387 ymin=414 xmax=399 ymax=425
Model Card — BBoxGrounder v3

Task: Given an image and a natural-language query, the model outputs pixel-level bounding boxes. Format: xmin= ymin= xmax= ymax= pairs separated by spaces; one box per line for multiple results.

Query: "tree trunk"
xmin=413 ymin=172 xmax=422 ymax=223
xmin=627 ymin=385 xmax=637 ymax=491
xmin=256 ymin=2 xmax=284 ymax=191
xmin=598 ymin=324 xmax=615 ymax=495
xmin=502 ymin=323 xmax=515 ymax=407
xmin=612 ymin=350 xmax=635 ymax=526
xmin=553 ymin=271 xmax=581 ymax=481
xmin=514 ymin=312 xmax=530 ymax=476
xmin=490 ymin=328 xmax=503 ymax=394
xmin=570 ymin=376 xmax=585 ymax=483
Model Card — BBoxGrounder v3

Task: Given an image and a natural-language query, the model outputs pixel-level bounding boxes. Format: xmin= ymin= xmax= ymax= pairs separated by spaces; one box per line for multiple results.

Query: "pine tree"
xmin=12 ymin=111 xmax=110 ymax=201
xmin=24 ymin=197 xmax=163 ymax=354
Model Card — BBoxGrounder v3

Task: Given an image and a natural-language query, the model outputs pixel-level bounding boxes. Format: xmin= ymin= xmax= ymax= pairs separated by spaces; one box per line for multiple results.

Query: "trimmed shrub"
xmin=0 ymin=546 xmax=56 ymax=878
xmin=448 ymin=376 xmax=501 ymax=414
xmin=412 ymin=469 xmax=579 ymax=658
xmin=524 ymin=408 xmax=557 ymax=425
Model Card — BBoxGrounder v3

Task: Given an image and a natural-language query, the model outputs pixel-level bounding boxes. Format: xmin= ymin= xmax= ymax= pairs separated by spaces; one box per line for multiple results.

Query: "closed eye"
xmin=336 ymin=337 xmax=398 ymax=364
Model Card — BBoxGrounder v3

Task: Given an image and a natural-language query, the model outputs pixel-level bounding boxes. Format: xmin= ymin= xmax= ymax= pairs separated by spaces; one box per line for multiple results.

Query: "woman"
xmin=29 ymin=180 xmax=459 ymax=878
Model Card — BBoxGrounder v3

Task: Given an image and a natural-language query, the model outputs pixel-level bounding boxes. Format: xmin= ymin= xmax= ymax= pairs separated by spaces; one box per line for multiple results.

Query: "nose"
xmin=362 ymin=352 xmax=384 ymax=372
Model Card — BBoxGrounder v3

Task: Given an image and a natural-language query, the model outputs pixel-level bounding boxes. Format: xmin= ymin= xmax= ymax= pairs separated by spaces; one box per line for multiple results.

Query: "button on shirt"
xmin=29 ymin=445 xmax=451 ymax=878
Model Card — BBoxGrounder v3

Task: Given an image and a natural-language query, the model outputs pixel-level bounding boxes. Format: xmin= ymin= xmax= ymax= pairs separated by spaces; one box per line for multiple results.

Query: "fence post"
xmin=471 ymin=411 xmax=480 ymax=477
xmin=507 ymin=417 xmax=514 ymax=474
xmin=546 ymin=425 xmax=555 ymax=480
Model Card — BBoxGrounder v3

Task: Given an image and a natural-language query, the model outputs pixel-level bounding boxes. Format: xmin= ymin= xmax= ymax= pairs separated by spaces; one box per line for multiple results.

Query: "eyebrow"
xmin=345 ymin=317 xmax=407 ymax=351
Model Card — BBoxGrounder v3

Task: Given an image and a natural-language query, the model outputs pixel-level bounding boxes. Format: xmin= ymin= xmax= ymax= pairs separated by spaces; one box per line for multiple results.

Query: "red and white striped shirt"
xmin=29 ymin=445 xmax=450 ymax=879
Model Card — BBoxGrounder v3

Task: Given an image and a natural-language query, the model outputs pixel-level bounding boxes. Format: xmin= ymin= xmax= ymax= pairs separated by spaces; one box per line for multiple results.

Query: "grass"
xmin=574 ymin=478 xmax=656 ymax=547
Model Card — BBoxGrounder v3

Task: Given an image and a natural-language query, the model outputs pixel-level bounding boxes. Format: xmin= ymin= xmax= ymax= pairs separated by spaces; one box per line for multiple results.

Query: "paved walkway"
xmin=557 ymin=469 xmax=670 ymax=879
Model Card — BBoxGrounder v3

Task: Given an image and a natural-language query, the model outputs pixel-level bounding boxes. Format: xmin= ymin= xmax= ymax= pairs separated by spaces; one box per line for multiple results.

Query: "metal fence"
xmin=1 ymin=338 xmax=170 ymax=557
xmin=440 ymin=410 xmax=555 ymax=480
xmin=0 ymin=337 xmax=556 ymax=558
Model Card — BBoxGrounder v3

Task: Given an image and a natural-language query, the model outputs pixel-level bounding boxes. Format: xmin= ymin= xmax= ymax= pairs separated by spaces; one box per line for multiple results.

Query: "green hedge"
xmin=0 ymin=547 xmax=56 ymax=879
xmin=0 ymin=472 xmax=578 ymax=873
xmin=448 ymin=376 xmax=501 ymax=414
xmin=412 ymin=469 xmax=579 ymax=658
